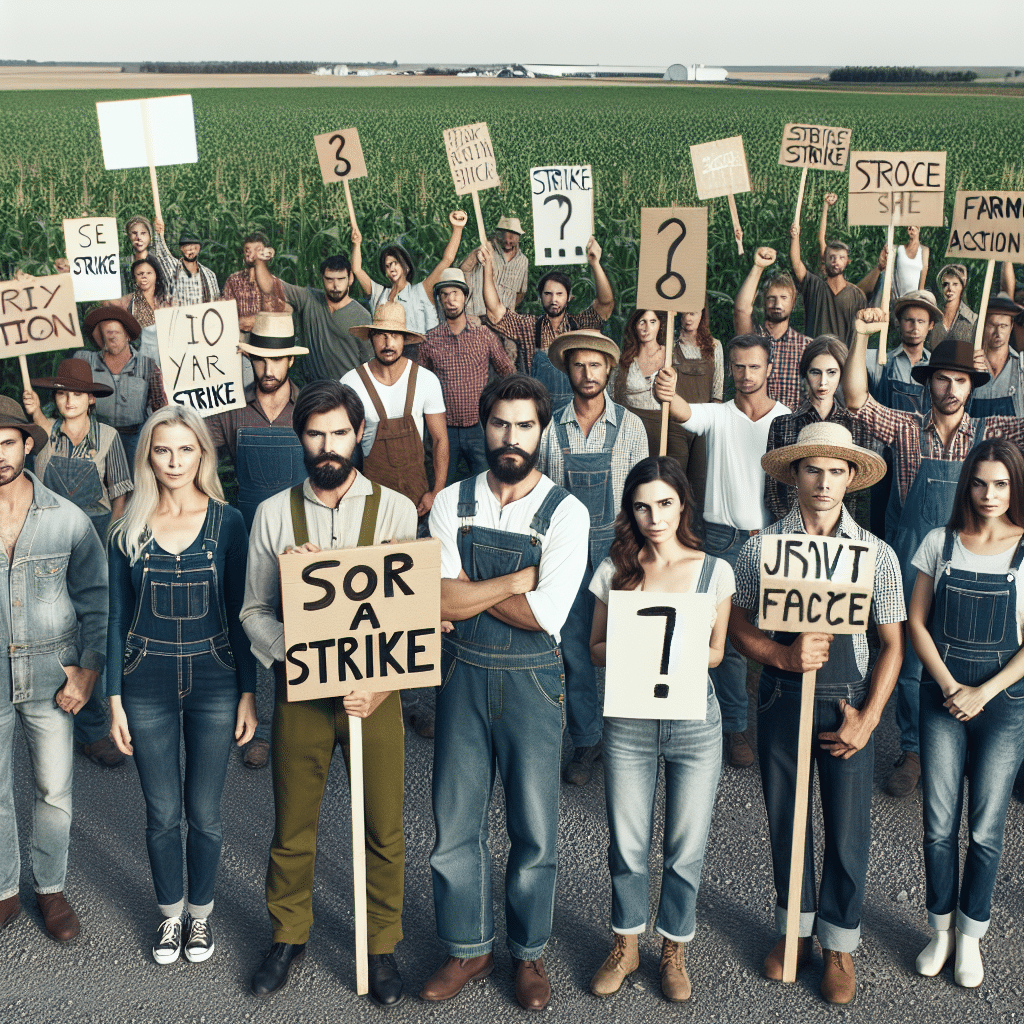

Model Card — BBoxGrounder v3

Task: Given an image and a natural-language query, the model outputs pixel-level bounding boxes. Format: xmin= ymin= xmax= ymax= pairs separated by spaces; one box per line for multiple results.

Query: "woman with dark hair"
xmin=117 ymin=256 xmax=172 ymax=366
xmin=908 ymin=438 xmax=1024 ymax=988
xmin=587 ymin=456 xmax=731 ymax=1003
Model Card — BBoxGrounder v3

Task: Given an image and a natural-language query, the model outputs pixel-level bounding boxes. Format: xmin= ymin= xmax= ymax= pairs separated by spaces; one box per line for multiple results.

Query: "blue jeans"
xmin=0 ymin=689 xmax=74 ymax=898
xmin=702 ymin=521 xmax=751 ymax=733
xmin=920 ymin=680 xmax=1024 ymax=936
xmin=445 ymin=425 xmax=488 ymax=486
xmin=602 ymin=685 xmax=722 ymax=941
xmin=561 ymin=563 xmax=603 ymax=748
xmin=757 ymin=670 xmax=873 ymax=953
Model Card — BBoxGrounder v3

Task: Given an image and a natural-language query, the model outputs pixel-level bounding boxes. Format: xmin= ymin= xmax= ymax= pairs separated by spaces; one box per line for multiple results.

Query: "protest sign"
xmin=444 ymin=122 xmax=499 ymax=245
xmin=0 ymin=273 xmax=80 ymax=388
xmin=604 ymin=590 xmax=715 ymax=720
xmin=690 ymin=136 xmax=748 ymax=253
xmin=778 ymin=124 xmax=852 ymax=225
xmin=155 ymin=301 xmax=245 ymax=417
xmin=313 ymin=128 xmax=368 ymax=232
xmin=637 ymin=207 xmax=707 ymax=314
xmin=847 ymin=150 xmax=946 ymax=227
xmin=62 ymin=218 xmax=120 ymax=303
xmin=530 ymin=165 xmax=593 ymax=265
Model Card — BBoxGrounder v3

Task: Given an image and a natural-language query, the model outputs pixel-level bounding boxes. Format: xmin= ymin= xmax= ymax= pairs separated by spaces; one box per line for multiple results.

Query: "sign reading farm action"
xmin=95 ymin=94 xmax=198 ymax=170
xmin=313 ymin=128 xmax=368 ymax=185
xmin=946 ymin=191 xmax=1024 ymax=261
xmin=0 ymin=274 xmax=80 ymax=358
xmin=444 ymin=122 xmax=499 ymax=195
xmin=847 ymin=151 xmax=947 ymax=227
xmin=689 ymin=136 xmax=751 ymax=200
xmin=759 ymin=534 xmax=877 ymax=635
xmin=62 ymin=218 xmax=120 ymax=303
xmin=636 ymin=206 xmax=708 ymax=313
xmin=155 ymin=301 xmax=244 ymax=417
xmin=604 ymin=591 xmax=715 ymax=720
xmin=280 ymin=539 xmax=441 ymax=702
xmin=778 ymin=124 xmax=851 ymax=171
xmin=530 ymin=165 xmax=593 ymax=265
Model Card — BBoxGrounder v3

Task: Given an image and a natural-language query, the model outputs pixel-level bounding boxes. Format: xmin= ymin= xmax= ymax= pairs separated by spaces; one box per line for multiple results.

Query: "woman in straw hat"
xmin=907 ymin=438 xmax=1024 ymax=988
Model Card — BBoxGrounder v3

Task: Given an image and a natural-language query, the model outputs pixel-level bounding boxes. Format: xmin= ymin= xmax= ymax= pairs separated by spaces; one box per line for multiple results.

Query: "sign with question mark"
xmin=313 ymin=128 xmax=368 ymax=185
xmin=636 ymin=206 xmax=707 ymax=313
xmin=530 ymin=165 xmax=593 ymax=266
xmin=604 ymin=590 xmax=714 ymax=720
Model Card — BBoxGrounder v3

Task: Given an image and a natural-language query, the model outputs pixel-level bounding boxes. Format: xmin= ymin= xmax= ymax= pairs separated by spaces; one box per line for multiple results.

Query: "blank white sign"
xmin=96 ymin=95 xmax=198 ymax=170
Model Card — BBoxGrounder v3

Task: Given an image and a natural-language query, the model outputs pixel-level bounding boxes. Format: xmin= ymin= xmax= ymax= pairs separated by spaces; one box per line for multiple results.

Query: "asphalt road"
xmin=3 ymin=675 xmax=1024 ymax=1024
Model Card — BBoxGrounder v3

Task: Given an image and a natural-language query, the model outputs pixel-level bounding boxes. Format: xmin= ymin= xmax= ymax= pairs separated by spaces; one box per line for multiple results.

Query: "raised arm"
xmin=21 ymin=389 xmax=53 ymax=431
xmin=844 ymin=308 xmax=887 ymax=411
xmin=857 ymin=243 xmax=888 ymax=297
xmin=252 ymin=245 xmax=278 ymax=297
xmin=734 ymin=247 xmax=775 ymax=335
xmin=420 ymin=210 xmax=468 ymax=298
xmin=817 ymin=192 xmax=837 ymax=261
xmin=349 ymin=226 xmax=374 ymax=296
xmin=1003 ymin=261 xmax=1018 ymax=299
xmin=587 ymin=236 xmax=615 ymax=320
xmin=477 ymin=242 xmax=506 ymax=324
xmin=789 ymin=222 xmax=807 ymax=284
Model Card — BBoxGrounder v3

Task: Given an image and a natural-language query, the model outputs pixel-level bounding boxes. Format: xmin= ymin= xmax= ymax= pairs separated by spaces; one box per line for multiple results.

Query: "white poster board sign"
xmin=62 ymin=217 xmax=120 ymax=303
xmin=530 ymin=165 xmax=593 ymax=265
xmin=95 ymin=95 xmax=198 ymax=170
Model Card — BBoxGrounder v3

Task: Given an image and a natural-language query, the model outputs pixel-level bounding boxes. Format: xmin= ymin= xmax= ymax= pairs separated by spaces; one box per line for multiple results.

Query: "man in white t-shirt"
xmin=656 ymin=334 xmax=790 ymax=768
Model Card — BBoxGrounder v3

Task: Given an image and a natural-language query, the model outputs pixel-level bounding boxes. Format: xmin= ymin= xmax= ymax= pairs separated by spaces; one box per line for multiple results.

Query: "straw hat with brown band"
xmin=761 ymin=422 xmax=887 ymax=493
xmin=350 ymin=302 xmax=426 ymax=344
xmin=31 ymin=358 xmax=114 ymax=397
xmin=546 ymin=329 xmax=621 ymax=374
xmin=238 ymin=311 xmax=309 ymax=358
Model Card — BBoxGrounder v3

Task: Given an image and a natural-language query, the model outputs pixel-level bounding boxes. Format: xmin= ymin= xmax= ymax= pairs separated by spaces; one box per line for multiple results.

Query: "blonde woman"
xmin=107 ymin=405 xmax=257 ymax=966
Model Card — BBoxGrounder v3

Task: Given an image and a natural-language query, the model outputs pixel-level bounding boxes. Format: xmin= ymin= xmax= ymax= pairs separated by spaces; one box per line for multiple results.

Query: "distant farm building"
xmin=518 ymin=64 xmax=728 ymax=80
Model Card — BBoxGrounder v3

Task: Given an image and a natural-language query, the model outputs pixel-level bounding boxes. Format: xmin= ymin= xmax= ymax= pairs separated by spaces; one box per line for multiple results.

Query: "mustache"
xmin=492 ymin=445 xmax=527 ymax=458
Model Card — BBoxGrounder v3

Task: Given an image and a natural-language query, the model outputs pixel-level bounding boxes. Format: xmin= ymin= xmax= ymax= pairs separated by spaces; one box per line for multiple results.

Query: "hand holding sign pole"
xmin=444 ymin=122 xmax=500 ymax=247
xmin=779 ymin=124 xmax=852 ymax=226
xmin=690 ymin=136 xmax=750 ymax=255
xmin=313 ymin=128 xmax=369 ymax=235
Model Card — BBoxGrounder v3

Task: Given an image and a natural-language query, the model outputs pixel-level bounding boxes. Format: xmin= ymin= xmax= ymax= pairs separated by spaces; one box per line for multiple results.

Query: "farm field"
xmin=2 ymin=84 xmax=1024 ymax=395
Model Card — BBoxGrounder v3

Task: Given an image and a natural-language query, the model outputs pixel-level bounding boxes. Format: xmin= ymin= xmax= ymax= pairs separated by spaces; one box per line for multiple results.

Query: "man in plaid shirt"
xmin=151 ymin=216 xmax=219 ymax=306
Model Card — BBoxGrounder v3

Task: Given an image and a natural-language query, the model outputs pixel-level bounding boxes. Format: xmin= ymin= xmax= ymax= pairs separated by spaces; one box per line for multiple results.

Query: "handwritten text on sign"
xmin=444 ymin=122 xmax=499 ymax=195
xmin=313 ymin=128 xmax=368 ymax=185
xmin=530 ymin=165 xmax=593 ymax=266
xmin=0 ymin=274 xmax=80 ymax=358
xmin=604 ymin=591 xmax=715 ymax=720
xmin=636 ymin=206 xmax=707 ymax=314
xmin=778 ymin=124 xmax=851 ymax=171
xmin=155 ymin=301 xmax=245 ymax=417
xmin=280 ymin=539 xmax=441 ymax=701
xmin=847 ymin=151 xmax=947 ymax=227
xmin=62 ymin=218 xmax=121 ymax=303
xmin=946 ymin=191 xmax=1024 ymax=262
xmin=759 ymin=534 xmax=877 ymax=635
xmin=690 ymin=136 xmax=751 ymax=200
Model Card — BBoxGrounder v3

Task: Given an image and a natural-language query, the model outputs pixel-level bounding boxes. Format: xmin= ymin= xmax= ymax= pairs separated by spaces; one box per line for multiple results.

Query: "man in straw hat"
xmin=969 ymin=292 xmax=1024 ymax=418
xmin=0 ymin=396 xmax=109 ymax=942
xmin=846 ymin=309 xmax=1024 ymax=799
xmin=537 ymin=329 xmax=647 ymax=786
xmin=461 ymin=215 xmax=529 ymax=323
xmin=150 ymin=216 xmax=219 ymax=306
xmin=730 ymin=422 xmax=905 ymax=1004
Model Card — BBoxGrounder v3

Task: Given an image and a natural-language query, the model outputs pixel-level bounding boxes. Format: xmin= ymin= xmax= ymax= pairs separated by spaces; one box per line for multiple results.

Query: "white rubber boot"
xmin=954 ymin=928 xmax=984 ymax=988
xmin=915 ymin=920 xmax=955 ymax=977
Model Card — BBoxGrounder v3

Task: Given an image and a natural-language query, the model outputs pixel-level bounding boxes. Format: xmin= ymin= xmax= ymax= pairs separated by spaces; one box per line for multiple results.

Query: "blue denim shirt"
xmin=1 ymin=472 xmax=108 ymax=704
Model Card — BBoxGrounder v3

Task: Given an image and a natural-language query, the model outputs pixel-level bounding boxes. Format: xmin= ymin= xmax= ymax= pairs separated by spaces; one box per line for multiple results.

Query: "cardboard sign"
xmin=62 ymin=217 xmax=120 ymax=303
xmin=95 ymin=95 xmax=198 ymax=170
xmin=848 ymin=151 xmax=947 ymax=227
xmin=690 ymin=136 xmax=750 ymax=200
xmin=444 ymin=122 xmax=499 ymax=195
xmin=280 ymin=538 xmax=441 ymax=701
xmin=946 ymin=191 xmax=1024 ymax=262
xmin=155 ymin=301 xmax=244 ymax=417
xmin=778 ymin=124 xmax=851 ymax=171
xmin=604 ymin=591 xmax=715 ymax=720
xmin=530 ymin=165 xmax=593 ymax=265
xmin=636 ymin=206 xmax=707 ymax=313
xmin=313 ymin=128 xmax=368 ymax=185
xmin=759 ymin=534 xmax=877 ymax=635
xmin=0 ymin=274 xmax=80 ymax=357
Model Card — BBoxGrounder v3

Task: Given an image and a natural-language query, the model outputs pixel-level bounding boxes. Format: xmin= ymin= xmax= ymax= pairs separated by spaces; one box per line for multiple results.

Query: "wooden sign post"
xmin=946 ymin=191 xmax=1024 ymax=350
xmin=444 ymin=122 xmax=500 ymax=247
xmin=530 ymin=165 xmax=593 ymax=265
xmin=690 ymin=136 xmax=750 ymax=255
xmin=280 ymin=538 xmax=441 ymax=996
xmin=62 ymin=217 xmax=121 ymax=303
xmin=313 ymin=128 xmax=369 ymax=234
xmin=0 ymin=273 xmax=80 ymax=390
xmin=759 ymin=534 xmax=877 ymax=982
xmin=778 ymin=124 xmax=852 ymax=226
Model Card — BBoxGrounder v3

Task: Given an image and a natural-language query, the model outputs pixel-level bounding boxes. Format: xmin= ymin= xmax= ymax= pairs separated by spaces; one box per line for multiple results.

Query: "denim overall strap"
xmin=289 ymin=482 xmax=381 ymax=549
xmin=235 ymin=427 xmax=307 ymax=531
xmin=41 ymin=418 xmax=106 ymax=520
xmin=696 ymin=553 xmax=714 ymax=594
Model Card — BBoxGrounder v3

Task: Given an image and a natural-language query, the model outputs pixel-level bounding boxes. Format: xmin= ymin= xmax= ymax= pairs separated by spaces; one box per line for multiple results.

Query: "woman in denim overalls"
xmin=909 ymin=438 xmax=1024 ymax=988
xmin=107 ymin=406 xmax=257 ymax=967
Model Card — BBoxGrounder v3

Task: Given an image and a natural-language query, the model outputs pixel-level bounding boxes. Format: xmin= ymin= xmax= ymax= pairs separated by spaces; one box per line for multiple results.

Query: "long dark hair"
xmin=615 ymin=309 xmax=667 ymax=403
xmin=949 ymin=438 xmax=1024 ymax=533
xmin=131 ymin=256 xmax=168 ymax=303
xmin=679 ymin=306 xmax=715 ymax=361
xmin=610 ymin=456 xmax=702 ymax=591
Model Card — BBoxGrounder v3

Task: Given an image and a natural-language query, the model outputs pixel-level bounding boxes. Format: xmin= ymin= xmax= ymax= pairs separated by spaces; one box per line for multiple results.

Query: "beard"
xmin=304 ymin=451 xmax=353 ymax=489
xmin=256 ymin=375 xmax=287 ymax=394
xmin=443 ymin=305 xmax=464 ymax=321
xmin=486 ymin=443 xmax=539 ymax=484
xmin=764 ymin=306 xmax=789 ymax=323
xmin=824 ymin=263 xmax=845 ymax=279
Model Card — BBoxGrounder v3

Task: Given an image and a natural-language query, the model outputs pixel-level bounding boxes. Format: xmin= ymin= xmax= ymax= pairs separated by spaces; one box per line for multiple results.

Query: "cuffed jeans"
xmin=603 ymin=684 xmax=722 ymax=942
xmin=757 ymin=670 xmax=872 ymax=953
xmin=561 ymin=563 xmax=603 ymax=749
xmin=445 ymin=425 xmax=488 ymax=486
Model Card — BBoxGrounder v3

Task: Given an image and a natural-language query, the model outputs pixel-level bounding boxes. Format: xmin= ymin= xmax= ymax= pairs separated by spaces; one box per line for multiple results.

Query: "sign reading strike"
xmin=444 ymin=122 xmax=499 ymax=195
xmin=690 ymin=136 xmax=751 ymax=200
xmin=636 ymin=206 xmax=708 ymax=313
xmin=313 ymin=128 xmax=368 ymax=185
xmin=759 ymin=534 xmax=877 ymax=634
xmin=280 ymin=539 xmax=441 ymax=702
xmin=0 ymin=274 xmax=80 ymax=357
xmin=155 ymin=301 xmax=245 ymax=417
xmin=95 ymin=94 xmax=198 ymax=170
xmin=946 ymin=191 xmax=1024 ymax=261
xmin=604 ymin=591 xmax=715 ymax=720
xmin=778 ymin=124 xmax=852 ymax=171
xmin=847 ymin=151 xmax=947 ymax=227
xmin=62 ymin=218 xmax=120 ymax=303
xmin=530 ymin=164 xmax=593 ymax=265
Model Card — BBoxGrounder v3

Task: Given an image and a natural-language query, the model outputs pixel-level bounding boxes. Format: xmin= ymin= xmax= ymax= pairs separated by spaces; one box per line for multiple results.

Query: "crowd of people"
xmin=4 ymin=201 xmax=1024 ymax=1012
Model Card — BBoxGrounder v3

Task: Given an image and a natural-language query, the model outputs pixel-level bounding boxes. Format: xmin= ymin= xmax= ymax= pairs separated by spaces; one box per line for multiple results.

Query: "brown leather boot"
xmin=419 ymin=953 xmax=494 ymax=1001
xmin=659 ymin=939 xmax=691 ymax=1002
xmin=590 ymin=933 xmax=639 ymax=997
xmin=37 ymin=892 xmax=79 ymax=942
xmin=513 ymin=957 xmax=551 ymax=1011
xmin=724 ymin=731 xmax=754 ymax=768
xmin=763 ymin=935 xmax=810 ymax=980
xmin=820 ymin=948 xmax=856 ymax=1004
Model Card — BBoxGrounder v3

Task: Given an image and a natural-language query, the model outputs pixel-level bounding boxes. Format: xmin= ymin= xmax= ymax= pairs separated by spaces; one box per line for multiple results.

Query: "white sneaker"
xmin=184 ymin=916 xmax=215 ymax=963
xmin=153 ymin=913 xmax=187 ymax=965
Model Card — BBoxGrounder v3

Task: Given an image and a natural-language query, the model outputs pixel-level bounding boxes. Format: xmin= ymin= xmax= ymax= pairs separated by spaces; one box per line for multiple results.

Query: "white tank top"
xmin=894 ymin=244 xmax=924 ymax=298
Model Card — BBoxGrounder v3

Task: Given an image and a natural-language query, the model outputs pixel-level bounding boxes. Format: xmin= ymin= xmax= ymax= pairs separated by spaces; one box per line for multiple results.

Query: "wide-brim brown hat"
xmin=83 ymin=305 xmax=142 ymax=345
xmin=894 ymin=289 xmax=942 ymax=323
xmin=761 ymin=422 xmax=887 ymax=493
xmin=238 ymin=312 xmax=309 ymax=357
xmin=911 ymin=331 xmax=989 ymax=389
xmin=496 ymin=216 xmax=524 ymax=235
xmin=0 ymin=396 xmax=48 ymax=451
xmin=32 ymin=358 xmax=113 ymax=397
xmin=350 ymin=302 xmax=425 ymax=344
xmin=547 ymin=329 xmax=620 ymax=373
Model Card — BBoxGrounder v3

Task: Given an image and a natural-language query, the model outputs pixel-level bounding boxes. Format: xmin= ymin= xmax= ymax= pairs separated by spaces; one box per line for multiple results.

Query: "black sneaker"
xmin=563 ymin=741 xmax=603 ymax=786
xmin=184 ymin=916 xmax=215 ymax=963
xmin=153 ymin=913 xmax=187 ymax=965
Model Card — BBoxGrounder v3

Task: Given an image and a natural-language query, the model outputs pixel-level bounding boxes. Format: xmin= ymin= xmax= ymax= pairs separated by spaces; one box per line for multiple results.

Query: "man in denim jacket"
xmin=0 ymin=397 xmax=108 ymax=942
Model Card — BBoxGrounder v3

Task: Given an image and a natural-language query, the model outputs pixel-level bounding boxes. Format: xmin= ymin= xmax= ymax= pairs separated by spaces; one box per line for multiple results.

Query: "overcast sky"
xmin=3 ymin=0 xmax=1022 ymax=66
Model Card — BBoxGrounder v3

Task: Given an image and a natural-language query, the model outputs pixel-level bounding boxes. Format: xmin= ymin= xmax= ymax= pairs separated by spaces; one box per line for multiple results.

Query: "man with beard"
xmin=253 ymin=250 xmax=372 ymax=382
xmin=240 ymin=380 xmax=416 ymax=1007
xmin=221 ymin=232 xmax=288 ymax=336
xmin=418 ymin=269 xmax=516 ymax=486
xmin=734 ymin=247 xmax=812 ymax=412
xmin=536 ymin=330 xmax=647 ymax=786
xmin=789 ymin=218 xmax=866 ymax=342
xmin=421 ymin=375 xmax=589 ymax=1011
xmin=655 ymin=336 xmax=791 ymax=769
xmin=150 ymin=217 xmax=220 ymax=306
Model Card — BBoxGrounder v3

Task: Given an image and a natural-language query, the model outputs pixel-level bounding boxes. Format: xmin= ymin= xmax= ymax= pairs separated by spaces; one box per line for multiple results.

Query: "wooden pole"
xmin=343 ymin=179 xmax=360 ymax=235
xmin=471 ymin=190 xmax=488 ymax=248
xmin=659 ymin=312 xmax=674 ymax=456
xmin=876 ymin=205 xmax=896 ymax=366
xmin=18 ymin=355 xmax=31 ymax=392
xmin=782 ymin=669 xmax=817 ymax=982
xmin=792 ymin=167 xmax=809 ymax=227
xmin=349 ymin=715 xmax=369 ymax=996
xmin=973 ymin=259 xmax=996 ymax=351
xmin=727 ymin=193 xmax=743 ymax=255
xmin=140 ymin=99 xmax=163 ymax=223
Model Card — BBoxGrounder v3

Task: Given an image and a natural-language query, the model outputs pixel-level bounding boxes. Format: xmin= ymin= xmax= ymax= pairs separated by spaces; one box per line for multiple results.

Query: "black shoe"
xmin=251 ymin=942 xmax=306 ymax=998
xmin=563 ymin=741 xmax=602 ymax=786
xmin=368 ymin=952 xmax=405 ymax=1008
